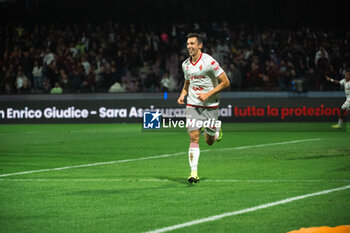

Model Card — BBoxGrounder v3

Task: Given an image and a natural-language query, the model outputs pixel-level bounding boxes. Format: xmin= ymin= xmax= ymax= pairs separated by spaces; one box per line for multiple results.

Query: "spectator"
xmin=50 ymin=82 xmax=63 ymax=94
xmin=278 ymin=60 xmax=288 ymax=90
xmin=59 ymin=69 xmax=72 ymax=93
xmin=315 ymin=46 xmax=329 ymax=66
xmin=42 ymin=78 xmax=51 ymax=94
xmin=107 ymin=67 xmax=120 ymax=88
xmin=75 ymin=39 xmax=86 ymax=55
xmin=2 ymin=69 xmax=15 ymax=94
xmin=15 ymin=71 xmax=30 ymax=94
xmin=81 ymin=56 xmax=91 ymax=75
xmin=1 ymin=21 xmax=349 ymax=94
xmin=160 ymin=72 xmax=171 ymax=92
xmin=95 ymin=65 xmax=107 ymax=92
xmin=228 ymin=63 xmax=242 ymax=89
xmin=304 ymin=68 xmax=317 ymax=91
xmin=21 ymin=51 xmax=34 ymax=85
xmin=43 ymin=49 xmax=55 ymax=71
xmin=246 ymin=62 xmax=263 ymax=90
xmin=145 ymin=68 xmax=159 ymax=92
xmin=212 ymin=47 xmax=224 ymax=65
xmin=70 ymin=69 xmax=83 ymax=92
xmin=316 ymin=50 xmax=329 ymax=90
xmin=32 ymin=60 xmax=43 ymax=92
xmin=339 ymin=62 xmax=348 ymax=76
xmin=69 ymin=42 xmax=78 ymax=57
xmin=45 ymin=63 xmax=60 ymax=88
xmin=85 ymin=67 xmax=96 ymax=92
xmin=109 ymin=82 xmax=125 ymax=93
xmin=264 ymin=61 xmax=279 ymax=90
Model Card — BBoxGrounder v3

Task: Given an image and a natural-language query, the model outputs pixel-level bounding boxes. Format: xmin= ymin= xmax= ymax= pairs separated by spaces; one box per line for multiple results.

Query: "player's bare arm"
xmin=326 ymin=76 xmax=340 ymax=85
xmin=177 ymin=80 xmax=190 ymax=105
xmin=196 ymin=72 xmax=230 ymax=102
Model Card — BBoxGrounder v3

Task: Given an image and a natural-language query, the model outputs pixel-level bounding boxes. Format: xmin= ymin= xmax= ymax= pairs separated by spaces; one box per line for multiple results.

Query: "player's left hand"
xmin=196 ymin=92 xmax=210 ymax=102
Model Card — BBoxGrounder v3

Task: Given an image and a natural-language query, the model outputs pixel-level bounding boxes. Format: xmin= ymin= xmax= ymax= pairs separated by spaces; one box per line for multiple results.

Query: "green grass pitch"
xmin=0 ymin=123 xmax=349 ymax=233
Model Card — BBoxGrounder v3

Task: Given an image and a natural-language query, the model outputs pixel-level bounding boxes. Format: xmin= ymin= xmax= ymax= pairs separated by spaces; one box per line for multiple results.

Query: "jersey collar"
xmin=190 ymin=52 xmax=202 ymax=66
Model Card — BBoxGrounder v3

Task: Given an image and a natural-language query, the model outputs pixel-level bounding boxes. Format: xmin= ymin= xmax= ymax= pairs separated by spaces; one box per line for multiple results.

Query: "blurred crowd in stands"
xmin=1 ymin=21 xmax=349 ymax=94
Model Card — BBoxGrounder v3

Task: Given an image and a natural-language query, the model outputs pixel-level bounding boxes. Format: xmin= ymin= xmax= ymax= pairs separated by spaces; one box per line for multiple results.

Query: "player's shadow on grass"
xmin=155 ymin=176 xmax=208 ymax=185
xmin=66 ymin=185 xmax=174 ymax=196
xmin=285 ymin=153 xmax=350 ymax=160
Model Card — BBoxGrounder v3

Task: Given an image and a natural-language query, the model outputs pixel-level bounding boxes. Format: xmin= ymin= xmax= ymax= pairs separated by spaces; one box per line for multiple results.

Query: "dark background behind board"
xmin=1 ymin=0 xmax=348 ymax=28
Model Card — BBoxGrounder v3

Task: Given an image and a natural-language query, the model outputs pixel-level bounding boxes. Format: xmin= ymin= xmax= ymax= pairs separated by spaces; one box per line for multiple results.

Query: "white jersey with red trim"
xmin=339 ymin=78 xmax=350 ymax=100
xmin=182 ymin=52 xmax=224 ymax=107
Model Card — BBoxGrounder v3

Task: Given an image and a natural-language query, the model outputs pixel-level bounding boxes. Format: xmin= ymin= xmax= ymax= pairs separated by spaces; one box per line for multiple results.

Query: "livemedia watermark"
xmin=143 ymin=110 xmax=221 ymax=132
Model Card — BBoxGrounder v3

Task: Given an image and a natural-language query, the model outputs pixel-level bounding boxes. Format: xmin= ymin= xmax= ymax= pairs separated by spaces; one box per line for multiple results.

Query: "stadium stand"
xmin=1 ymin=1 xmax=349 ymax=94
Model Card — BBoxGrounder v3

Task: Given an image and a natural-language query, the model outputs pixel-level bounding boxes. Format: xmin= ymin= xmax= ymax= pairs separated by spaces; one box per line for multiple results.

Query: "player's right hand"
xmin=177 ymin=96 xmax=185 ymax=105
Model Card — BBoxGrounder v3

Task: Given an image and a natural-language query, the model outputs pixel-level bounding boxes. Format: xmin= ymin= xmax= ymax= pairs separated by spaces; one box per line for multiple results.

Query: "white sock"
xmin=214 ymin=126 xmax=221 ymax=140
xmin=215 ymin=130 xmax=220 ymax=141
xmin=189 ymin=143 xmax=200 ymax=173
xmin=338 ymin=118 xmax=343 ymax=126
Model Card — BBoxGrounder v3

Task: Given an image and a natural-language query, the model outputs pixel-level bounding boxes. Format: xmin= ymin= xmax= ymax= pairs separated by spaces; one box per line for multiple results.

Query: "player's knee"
xmin=189 ymin=130 xmax=200 ymax=143
xmin=190 ymin=135 xmax=200 ymax=144
xmin=190 ymin=138 xmax=199 ymax=143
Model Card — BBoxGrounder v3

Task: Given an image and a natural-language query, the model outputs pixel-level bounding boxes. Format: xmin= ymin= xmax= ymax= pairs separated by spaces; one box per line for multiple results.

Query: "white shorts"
xmin=341 ymin=100 xmax=350 ymax=110
xmin=186 ymin=106 xmax=219 ymax=136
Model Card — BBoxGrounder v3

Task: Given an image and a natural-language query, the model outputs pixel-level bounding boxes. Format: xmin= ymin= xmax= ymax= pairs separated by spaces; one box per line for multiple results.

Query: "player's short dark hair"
xmin=187 ymin=33 xmax=203 ymax=44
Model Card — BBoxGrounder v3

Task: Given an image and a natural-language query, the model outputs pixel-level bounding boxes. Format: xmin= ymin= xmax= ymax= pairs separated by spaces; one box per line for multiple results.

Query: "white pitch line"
xmin=0 ymin=152 xmax=184 ymax=178
xmin=0 ymin=178 xmax=168 ymax=182
xmin=145 ymin=184 xmax=350 ymax=233
xmin=218 ymin=138 xmax=321 ymax=151
xmin=206 ymin=179 xmax=350 ymax=183
xmin=1 ymin=178 xmax=350 ymax=183
xmin=0 ymin=138 xmax=321 ymax=178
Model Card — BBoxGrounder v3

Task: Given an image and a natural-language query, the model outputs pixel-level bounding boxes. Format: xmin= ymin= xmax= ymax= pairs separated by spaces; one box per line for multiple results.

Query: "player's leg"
xmin=204 ymin=126 xmax=223 ymax=145
xmin=332 ymin=102 xmax=349 ymax=128
xmin=188 ymin=129 xmax=200 ymax=183
xmin=186 ymin=106 xmax=202 ymax=183
xmin=332 ymin=109 xmax=346 ymax=128
xmin=203 ymin=108 xmax=222 ymax=145
xmin=204 ymin=133 xmax=215 ymax=145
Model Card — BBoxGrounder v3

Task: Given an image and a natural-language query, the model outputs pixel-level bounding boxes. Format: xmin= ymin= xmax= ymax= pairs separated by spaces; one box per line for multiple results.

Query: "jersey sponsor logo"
xmin=199 ymin=65 xmax=203 ymax=71
xmin=192 ymin=86 xmax=204 ymax=91
xmin=190 ymin=75 xmax=206 ymax=80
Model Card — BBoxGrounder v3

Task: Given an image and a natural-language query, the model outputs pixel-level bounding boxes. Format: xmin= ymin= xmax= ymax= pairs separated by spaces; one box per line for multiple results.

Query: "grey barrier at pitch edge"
xmin=0 ymin=92 xmax=345 ymax=124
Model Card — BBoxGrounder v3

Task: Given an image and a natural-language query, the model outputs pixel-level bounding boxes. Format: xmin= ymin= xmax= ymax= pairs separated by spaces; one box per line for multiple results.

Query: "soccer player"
xmin=177 ymin=33 xmax=230 ymax=183
xmin=326 ymin=68 xmax=350 ymax=129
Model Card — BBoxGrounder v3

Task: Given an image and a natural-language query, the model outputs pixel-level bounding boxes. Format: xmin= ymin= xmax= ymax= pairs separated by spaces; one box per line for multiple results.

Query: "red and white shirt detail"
xmin=182 ymin=52 xmax=224 ymax=107
xmin=340 ymin=78 xmax=350 ymax=100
